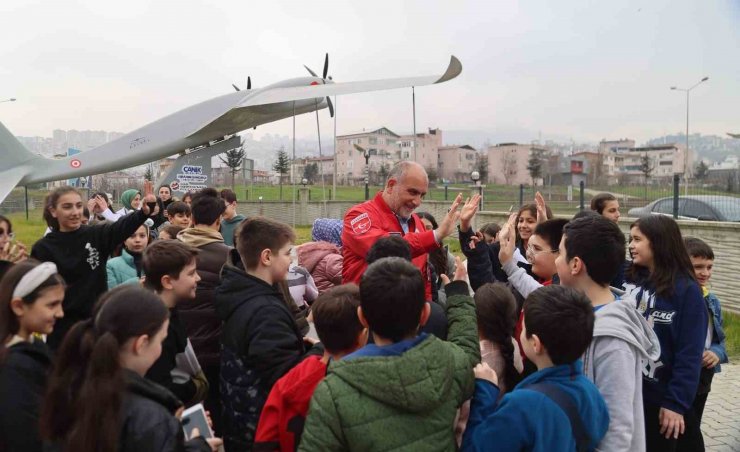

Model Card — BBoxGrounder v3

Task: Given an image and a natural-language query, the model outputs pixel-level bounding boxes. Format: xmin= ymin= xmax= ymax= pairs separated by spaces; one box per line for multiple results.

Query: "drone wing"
xmin=239 ymin=55 xmax=461 ymax=108
xmin=187 ymin=56 xmax=461 ymax=140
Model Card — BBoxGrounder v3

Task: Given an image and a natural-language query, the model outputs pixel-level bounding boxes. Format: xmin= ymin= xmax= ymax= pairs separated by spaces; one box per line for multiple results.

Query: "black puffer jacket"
xmin=119 ymin=370 xmax=210 ymax=452
xmin=177 ymin=227 xmax=232 ymax=368
xmin=215 ymin=263 xmax=306 ymax=451
xmin=0 ymin=340 xmax=52 ymax=452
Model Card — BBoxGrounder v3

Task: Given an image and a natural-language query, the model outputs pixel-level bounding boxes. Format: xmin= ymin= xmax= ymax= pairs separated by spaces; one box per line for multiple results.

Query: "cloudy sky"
xmin=2 ymin=0 xmax=738 ymax=145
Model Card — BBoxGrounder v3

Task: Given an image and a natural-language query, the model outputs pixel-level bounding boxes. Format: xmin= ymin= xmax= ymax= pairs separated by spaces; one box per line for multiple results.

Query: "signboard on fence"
xmin=157 ymin=135 xmax=242 ymax=196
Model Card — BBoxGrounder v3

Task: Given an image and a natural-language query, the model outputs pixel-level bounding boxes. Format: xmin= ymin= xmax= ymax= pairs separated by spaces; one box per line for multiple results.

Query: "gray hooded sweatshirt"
xmin=583 ymin=291 xmax=661 ymax=452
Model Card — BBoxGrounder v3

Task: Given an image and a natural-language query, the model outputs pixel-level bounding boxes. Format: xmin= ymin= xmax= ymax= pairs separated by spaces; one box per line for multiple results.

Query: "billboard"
xmin=157 ymin=135 xmax=242 ymax=196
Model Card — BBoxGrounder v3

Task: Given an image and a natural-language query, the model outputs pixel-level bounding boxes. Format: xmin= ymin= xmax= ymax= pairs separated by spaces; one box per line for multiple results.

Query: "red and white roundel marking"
xmin=70 ymin=159 xmax=82 ymax=168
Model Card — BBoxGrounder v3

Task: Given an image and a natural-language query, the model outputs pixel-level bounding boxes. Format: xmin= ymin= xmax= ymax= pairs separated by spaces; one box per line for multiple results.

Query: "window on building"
xmin=369 ymin=137 xmax=378 ymax=145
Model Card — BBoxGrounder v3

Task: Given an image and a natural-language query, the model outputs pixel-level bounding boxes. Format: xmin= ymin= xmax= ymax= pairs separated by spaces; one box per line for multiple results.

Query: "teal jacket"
xmin=106 ymin=249 xmax=142 ymax=289
xmin=220 ymin=214 xmax=245 ymax=247
xmin=299 ymin=281 xmax=480 ymax=452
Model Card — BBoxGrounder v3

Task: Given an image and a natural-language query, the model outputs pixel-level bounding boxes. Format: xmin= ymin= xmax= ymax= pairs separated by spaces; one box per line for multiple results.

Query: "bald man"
xmin=342 ymin=162 xmax=462 ymax=300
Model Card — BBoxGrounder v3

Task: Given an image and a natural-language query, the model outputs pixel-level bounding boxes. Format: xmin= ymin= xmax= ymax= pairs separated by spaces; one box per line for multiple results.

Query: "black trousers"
xmin=644 ymin=401 xmax=704 ymax=452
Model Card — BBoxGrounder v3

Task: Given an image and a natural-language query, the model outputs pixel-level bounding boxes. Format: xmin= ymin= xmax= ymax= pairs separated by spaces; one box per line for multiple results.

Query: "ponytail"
xmin=41 ymin=286 xmax=168 ymax=451
xmin=474 ymin=283 xmax=521 ymax=393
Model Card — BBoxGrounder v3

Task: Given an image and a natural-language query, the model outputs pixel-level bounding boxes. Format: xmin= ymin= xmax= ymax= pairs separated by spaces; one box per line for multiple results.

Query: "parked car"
xmin=627 ymin=195 xmax=740 ymax=222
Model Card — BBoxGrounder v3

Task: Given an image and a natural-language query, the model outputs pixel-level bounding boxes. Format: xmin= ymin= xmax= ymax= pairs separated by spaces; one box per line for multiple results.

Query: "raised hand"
xmin=460 ymin=194 xmax=481 ymax=232
xmin=535 ymin=191 xmax=548 ymax=224
xmin=436 ymin=193 xmax=463 ymax=240
xmin=498 ymin=213 xmax=518 ymax=265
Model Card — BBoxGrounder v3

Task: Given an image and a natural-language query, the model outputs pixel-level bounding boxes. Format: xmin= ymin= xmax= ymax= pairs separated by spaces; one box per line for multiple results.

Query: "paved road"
xmin=702 ymin=363 xmax=740 ymax=451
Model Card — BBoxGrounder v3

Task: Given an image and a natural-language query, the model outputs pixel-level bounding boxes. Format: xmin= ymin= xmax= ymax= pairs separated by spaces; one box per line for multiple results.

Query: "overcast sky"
xmin=2 ymin=0 xmax=738 ymax=145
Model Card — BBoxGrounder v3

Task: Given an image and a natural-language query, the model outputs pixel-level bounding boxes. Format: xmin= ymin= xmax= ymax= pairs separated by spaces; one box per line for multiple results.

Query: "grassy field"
xmin=724 ymin=311 xmax=740 ymax=359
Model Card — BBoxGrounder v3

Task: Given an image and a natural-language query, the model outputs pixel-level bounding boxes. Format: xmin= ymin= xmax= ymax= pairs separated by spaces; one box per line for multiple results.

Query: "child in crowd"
xmin=254 ymin=284 xmax=367 ymax=451
xmin=182 ymin=191 xmax=194 ymax=206
xmin=557 ymin=215 xmax=660 ymax=451
xmin=455 ymin=282 xmax=523 ymax=444
xmin=682 ymin=238 xmax=728 ymax=445
xmin=106 ymin=224 xmax=150 ymax=289
xmin=418 ymin=211 xmax=457 ymax=305
xmin=100 ymin=188 xmax=142 ymax=222
xmin=0 ymin=215 xmax=27 ymax=272
xmin=624 ymin=215 xmax=707 ymax=451
xmin=299 ymin=256 xmax=480 ymax=451
xmin=480 ymin=222 xmax=501 ymax=244
xmin=220 ymin=188 xmax=246 ymax=247
xmin=142 ymin=240 xmax=209 ymax=406
xmin=499 ymin=216 xmax=569 ymax=296
xmin=159 ymin=224 xmax=185 ymax=241
xmin=40 ymin=285 xmax=220 ymax=452
xmin=460 ymin=195 xmax=552 ymax=291
xmin=177 ymin=187 xmax=231 ymax=432
xmin=462 ymin=285 xmax=609 ymax=452
xmin=165 ymin=201 xmax=193 ymax=229
xmin=0 ymin=260 xmax=65 ymax=452
xmin=365 ymin=236 xmax=448 ymax=340
xmin=216 ymin=217 xmax=310 ymax=451
xmin=31 ymin=185 xmax=157 ymax=348
xmin=285 ymin=262 xmax=319 ymax=311
xmin=590 ymin=193 xmax=621 ymax=222
xmin=589 ymin=193 xmax=625 ymax=288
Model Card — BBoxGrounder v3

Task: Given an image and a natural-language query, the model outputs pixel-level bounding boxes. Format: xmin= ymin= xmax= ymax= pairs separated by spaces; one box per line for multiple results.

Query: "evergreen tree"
xmin=273 ymin=147 xmax=290 ymax=200
xmin=639 ymin=153 xmax=654 ymax=198
xmin=527 ymin=148 xmax=545 ymax=186
xmin=303 ymin=162 xmax=319 ymax=184
xmin=219 ymin=147 xmax=246 ymax=191
xmin=144 ymin=165 xmax=153 ymax=182
xmin=695 ymin=160 xmax=709 ymax=181
xmin=476 ymin=153 xmax=489 ymax=183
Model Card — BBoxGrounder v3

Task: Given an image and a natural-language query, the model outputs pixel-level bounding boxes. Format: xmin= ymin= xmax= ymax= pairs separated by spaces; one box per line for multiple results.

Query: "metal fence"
xmin=3 ymin=176 xmax=739 ymax=222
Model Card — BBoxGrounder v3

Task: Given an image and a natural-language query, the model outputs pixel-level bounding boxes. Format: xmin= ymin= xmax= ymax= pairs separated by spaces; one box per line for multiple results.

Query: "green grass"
xmin=5 ymin=211 xmax=47 ymax=249
xmin=723 ymin=311 xmax=740 ymax=359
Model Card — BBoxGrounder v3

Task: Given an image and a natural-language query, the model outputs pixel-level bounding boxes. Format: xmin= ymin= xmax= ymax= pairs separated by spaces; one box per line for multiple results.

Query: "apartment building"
xmin=335 ymin=127 xmax=400 ymax=185
xmin=487 ymin=143 xmax=549 ymax=186
xmin=438 ymin=145 xmax=477 ymax=182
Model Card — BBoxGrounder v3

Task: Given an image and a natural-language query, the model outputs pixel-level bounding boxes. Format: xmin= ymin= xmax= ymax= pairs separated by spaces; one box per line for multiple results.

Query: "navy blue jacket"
xmin=624 ymin=275 xmax=707 ymax=414
xmin=462 ymin=361 xmax=609 ymax=452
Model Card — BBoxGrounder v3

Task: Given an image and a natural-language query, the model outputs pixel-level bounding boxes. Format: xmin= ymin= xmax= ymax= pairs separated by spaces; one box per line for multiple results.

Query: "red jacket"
xmin=253 ymin=356 xmax=327 ymax=452
xmin=341 ymin=192 xmax=439 ymax=300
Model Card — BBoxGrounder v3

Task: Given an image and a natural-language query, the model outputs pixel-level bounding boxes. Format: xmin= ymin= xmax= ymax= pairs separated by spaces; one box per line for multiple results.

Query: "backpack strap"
xmin=526 ymin=382 xmax=592 ymax=452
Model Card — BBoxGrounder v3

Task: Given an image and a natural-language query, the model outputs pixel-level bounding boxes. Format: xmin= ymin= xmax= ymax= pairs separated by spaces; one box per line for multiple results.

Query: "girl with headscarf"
xmin=99 ymin=189 xmax=142 ymax=222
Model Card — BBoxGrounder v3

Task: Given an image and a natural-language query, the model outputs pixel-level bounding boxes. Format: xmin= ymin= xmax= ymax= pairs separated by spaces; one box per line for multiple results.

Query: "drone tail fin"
xmin=0 ymin=121 xmax=39 ymax=203
xmin=0 ymin=121 xmax=38 ymax=168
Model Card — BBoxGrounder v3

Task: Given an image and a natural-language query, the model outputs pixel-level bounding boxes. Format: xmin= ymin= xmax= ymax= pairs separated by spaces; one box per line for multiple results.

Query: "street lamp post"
xmin=671 ymin=77 xmax=708 ymax=195
xmin=354 ymin=143 xmax=371 ymax=200
xmin=471 ymin=170 xmax=482 ymax=211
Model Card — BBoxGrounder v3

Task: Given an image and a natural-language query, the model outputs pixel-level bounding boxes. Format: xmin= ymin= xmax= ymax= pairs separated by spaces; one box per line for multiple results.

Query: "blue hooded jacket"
xmin=462 ymin=360 xmax=609 ymax=452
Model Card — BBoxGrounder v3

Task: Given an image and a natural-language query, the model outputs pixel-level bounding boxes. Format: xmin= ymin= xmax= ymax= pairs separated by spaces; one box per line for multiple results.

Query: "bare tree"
xmin=501 ymin=153 xmax=517 ymax=185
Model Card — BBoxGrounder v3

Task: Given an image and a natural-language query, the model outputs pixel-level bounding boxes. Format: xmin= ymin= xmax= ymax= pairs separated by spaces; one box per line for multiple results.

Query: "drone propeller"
xmin=232 ymin=76 xmax=252 ymax=92
xmin=304 ymin=53 xmax=334 ymax=118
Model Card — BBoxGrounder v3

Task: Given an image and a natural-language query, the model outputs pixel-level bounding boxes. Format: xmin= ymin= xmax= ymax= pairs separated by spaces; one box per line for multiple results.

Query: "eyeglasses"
xmin=525 ymin=245 xmax=557 ymax=263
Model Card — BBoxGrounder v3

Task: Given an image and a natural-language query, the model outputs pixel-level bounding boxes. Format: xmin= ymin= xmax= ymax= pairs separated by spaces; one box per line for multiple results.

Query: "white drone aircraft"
xmin=0 ymin=54 xmax=462 ymax=202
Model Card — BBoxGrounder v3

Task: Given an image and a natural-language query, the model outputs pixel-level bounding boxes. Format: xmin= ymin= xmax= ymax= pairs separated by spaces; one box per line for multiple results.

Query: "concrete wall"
xmin=236 ymin=199 xmax=740 ymax=313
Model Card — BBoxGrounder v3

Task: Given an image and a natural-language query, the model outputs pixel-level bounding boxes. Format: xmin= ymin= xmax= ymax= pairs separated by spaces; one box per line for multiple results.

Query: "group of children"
xmin=0 ymin=183 xmax=729 ymax=452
